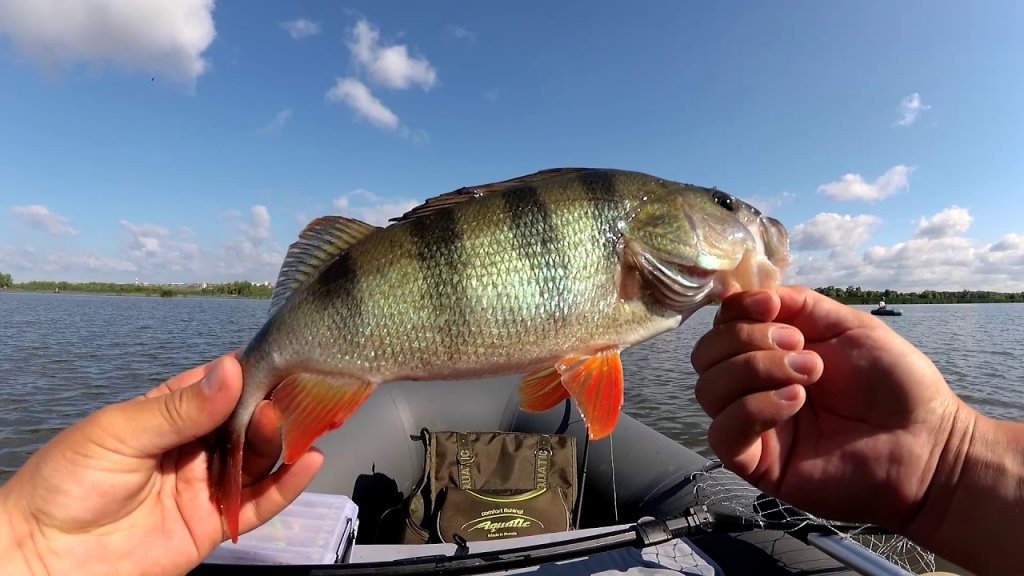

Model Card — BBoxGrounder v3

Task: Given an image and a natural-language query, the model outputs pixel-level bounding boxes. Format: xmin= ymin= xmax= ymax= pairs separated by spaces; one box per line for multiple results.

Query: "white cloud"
xmin=332 ymin=188 xmax=419 ymax=227
xmin=347 ymin=18 xmax=437 ymax=91
xmin=784 ymin=224 xmax=1024 ymax=292
xmin=326 ymin=77 xmax=399 ymax=130
xmin=817 ymin=165 xmax=912 ymax=202
xmin=990 ymin=233 xmax=1024 ymax=252
xmin=895 ymin=92 xmax=930 ymax=127
xmin=11 ymin=205 xmax=78 ymax=235
xmin=913 ymin=206 xmax=972 ymax=239
xmin=0 ymin=245 xmax=136 ymax=277
xmin=790 ymin=213 xmax=883 ymax=251
xmin=218 ymin=205 xmax=284 ymax=281
xmin=119 ymin=220 xmax=199 ymax=272
xmin=280 ymin=18 xmax=320 ymax=40
xmin=258 ymin=108 xmax=293 ymax=135
xmin=448 ymin=25 xmax=476 ymax=42
xmin=0 ymin=0 xmax=216 ymax=85
xmin=247 ymin=205 xmax=272 ymax=239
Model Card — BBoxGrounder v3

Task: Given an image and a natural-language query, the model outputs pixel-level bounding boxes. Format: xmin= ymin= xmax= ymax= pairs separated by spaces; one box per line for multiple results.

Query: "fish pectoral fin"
xmin=558 ymin=349 xmax=624 ymax=440
xmin=271 ymin=372 xmax=377 ymax=464
xmin=621 ymin=237 xmax=716 ymax=313
xmin=269 ymin=216 xmax=380 ymax=316
xmin=519 ymin=363 xmax=573 ymax=413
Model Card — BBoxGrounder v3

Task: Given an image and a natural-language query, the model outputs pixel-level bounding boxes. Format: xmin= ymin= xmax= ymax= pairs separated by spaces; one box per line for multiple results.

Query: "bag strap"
xmin=455 ymin=432 xmax=475 ymax=489
xmin=534 ymin=434 xmax=552 ymax=490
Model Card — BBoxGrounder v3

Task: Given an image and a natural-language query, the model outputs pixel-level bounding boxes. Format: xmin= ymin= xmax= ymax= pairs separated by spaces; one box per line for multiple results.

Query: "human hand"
xmin=0 ymin=353 xmax=322 ymax=576
xmin=690 ymin=286 xmax=976 ymax=530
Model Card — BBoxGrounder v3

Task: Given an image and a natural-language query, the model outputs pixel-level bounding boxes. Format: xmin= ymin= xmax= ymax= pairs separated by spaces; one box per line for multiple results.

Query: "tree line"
xmin=0 ymin=273 xmax=272 ymax=299
xmin=814 ymin=285 xmax=1024 ymax=305
xmin=3 ymin=272 xmax=1024 ymax=305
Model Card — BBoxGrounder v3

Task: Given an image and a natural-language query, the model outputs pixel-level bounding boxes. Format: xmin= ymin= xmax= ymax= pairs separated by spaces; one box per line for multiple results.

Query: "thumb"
xmin=100 ymin=355 xmax=243 ymax=457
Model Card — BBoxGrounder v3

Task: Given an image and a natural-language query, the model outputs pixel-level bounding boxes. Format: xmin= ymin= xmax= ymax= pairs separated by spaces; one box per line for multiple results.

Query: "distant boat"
xmin=871 ymin=307 xmax=902 ymax=316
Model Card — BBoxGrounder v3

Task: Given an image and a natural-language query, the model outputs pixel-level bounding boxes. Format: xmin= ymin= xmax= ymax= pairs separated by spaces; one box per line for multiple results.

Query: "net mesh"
xmin=686 ymin=461 xmax=936 ymax=574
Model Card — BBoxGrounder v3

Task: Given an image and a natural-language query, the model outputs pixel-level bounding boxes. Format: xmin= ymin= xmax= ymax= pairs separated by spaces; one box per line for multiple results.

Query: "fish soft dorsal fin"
xmin=389 ymin=167 xmax=597 ymax=224
xmin=269 ymin=216 xmax=379 ymax=316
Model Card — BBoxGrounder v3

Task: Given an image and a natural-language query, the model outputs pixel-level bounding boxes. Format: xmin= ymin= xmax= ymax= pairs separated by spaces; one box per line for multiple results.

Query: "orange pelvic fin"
xmin=271 ymin=372 xmax=376 ymax=464
xmin=558 ymin=349 xmax=624 ymax=440
xmin=520 ymin=363 xmax=573 ymax=413
xmin=519 ymin=350 xmax=624 ymax=440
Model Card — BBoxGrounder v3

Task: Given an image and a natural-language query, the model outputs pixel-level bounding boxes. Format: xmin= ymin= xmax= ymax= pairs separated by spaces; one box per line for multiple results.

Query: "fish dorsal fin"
xmin=269 ymin=216 xmax=379 ymax=316
xmin=389 ymin=168 xmax=596 ymax=224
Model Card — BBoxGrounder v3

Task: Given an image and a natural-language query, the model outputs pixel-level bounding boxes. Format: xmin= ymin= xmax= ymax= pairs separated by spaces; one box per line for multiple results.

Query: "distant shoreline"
xmin=0 ymin=282 xmax=271 ymax=300
xmin=2 ymin=283 xmax=1022 ymax=305
xmin=814 ymin=286 xmax=1024 ymax=305
xmin=1 ymin=288 xmax=268 ymax=300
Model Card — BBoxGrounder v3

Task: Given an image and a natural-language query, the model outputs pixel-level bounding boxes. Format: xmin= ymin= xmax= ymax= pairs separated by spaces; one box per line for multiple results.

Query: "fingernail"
xmin=773 ymin=384 xmax=802 ymax=402
xmin=786 ymin=351 xmax=818 ymax=377
xmin=770 ymin=326 xmax=802 ymax=351
xmin=201 ymin=359 xmax=225 ymax=396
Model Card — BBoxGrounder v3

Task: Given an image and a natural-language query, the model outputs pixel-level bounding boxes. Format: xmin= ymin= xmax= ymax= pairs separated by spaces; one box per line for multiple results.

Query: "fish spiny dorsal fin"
xmin=388 ymin=167 xmax=597 ymax=224
xmin=269 ymin=216 xmax=379 ymax=316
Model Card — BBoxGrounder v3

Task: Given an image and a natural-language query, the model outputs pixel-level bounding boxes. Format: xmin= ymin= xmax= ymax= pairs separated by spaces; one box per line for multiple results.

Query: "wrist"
xmin=906 ymin=403 xmax=1024 ymax=573
xmin=0 ymin=484 xmax=50 ymax=576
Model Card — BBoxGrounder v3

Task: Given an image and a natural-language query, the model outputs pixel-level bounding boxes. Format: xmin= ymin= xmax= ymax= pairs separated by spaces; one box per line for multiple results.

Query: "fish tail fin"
xmin=210 ymin=427 xmax=244 ymax=543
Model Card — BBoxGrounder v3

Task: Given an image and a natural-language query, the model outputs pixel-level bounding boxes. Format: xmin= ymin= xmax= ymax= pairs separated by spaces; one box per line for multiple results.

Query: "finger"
xmin=696 ymin=350 xmax=822 ymax=417
xmin=242 ymin=400 xmax=283 ymax=484
xmin=774 ymin=286 xmax=877 ymax=342
xmin=713 ymin=289 xmax=781 ymax=327
xmin=144 ymin=363 xmax=211 ymax=399
xmin=145 ymin=348 xmax=245 ymax=399
xmin=100 ymin=354 xmax=243 ymax=457
xmin=236 ymin=449 xmax=325 ymax=537
xmin=707 ymin=384 xmax=805 ymax=477
xmin=691 ymin=321 xmax=806 ymax=375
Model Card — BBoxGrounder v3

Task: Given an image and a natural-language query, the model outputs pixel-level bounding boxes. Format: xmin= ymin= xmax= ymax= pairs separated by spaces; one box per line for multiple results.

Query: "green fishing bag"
xmin=400 ymin=429 xmax=578 ymax=544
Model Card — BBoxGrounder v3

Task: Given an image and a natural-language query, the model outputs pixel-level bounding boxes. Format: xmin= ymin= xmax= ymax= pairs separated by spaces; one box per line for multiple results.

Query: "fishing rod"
xmin=188 ymin=503 xmax=914 ymax=576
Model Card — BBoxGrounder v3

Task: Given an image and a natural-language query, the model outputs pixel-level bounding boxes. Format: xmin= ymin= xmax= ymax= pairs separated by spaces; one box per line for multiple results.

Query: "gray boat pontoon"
xmin=190 ymin=375 xmax=936 ymax=576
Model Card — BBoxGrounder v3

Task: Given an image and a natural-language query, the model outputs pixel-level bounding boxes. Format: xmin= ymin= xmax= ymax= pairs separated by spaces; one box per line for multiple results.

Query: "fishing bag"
xmin=400 ymin=429 xmax=578 ymax=544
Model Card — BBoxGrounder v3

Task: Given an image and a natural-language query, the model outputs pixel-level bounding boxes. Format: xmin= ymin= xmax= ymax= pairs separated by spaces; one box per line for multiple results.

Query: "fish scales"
xmin=287 ymin=173 xmax=652 ymax=380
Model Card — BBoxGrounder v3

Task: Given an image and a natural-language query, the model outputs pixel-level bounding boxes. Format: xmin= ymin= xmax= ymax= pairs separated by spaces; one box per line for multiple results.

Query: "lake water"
xmin=3 ymin=291 xmax=1024 ymax=483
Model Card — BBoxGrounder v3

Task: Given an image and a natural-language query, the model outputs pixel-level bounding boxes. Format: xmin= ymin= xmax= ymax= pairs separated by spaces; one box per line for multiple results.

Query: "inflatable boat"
xmin=189 ymin=376 xmax=935 ymax=575
xmin=870 ymin=307 xmax=903 ymax=316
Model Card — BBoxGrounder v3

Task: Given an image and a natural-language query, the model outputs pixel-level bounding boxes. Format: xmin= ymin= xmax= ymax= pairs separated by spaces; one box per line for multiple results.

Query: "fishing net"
xmin=686 ymin=460 xmax=936 ymax=574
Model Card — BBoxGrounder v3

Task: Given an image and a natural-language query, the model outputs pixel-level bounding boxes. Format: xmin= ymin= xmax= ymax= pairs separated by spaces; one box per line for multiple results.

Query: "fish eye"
xmin=712 ymin=190 xmax=735 ymax=212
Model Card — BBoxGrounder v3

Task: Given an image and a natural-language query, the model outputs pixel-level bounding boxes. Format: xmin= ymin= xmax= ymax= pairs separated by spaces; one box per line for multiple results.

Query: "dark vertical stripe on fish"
xmin=502 ymin=185 xmax=569 ymax=324
xmin=576 ymin=169 xmax=621 ymax=252
xmin=408 ymin=209 xmax=468 ymax=352
xmin=312 ymin=250 xmax=364 ymax=346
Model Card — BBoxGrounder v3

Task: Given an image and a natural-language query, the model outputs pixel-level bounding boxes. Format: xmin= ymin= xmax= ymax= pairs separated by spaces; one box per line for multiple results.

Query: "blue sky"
xmin=1 ymin=1 xmax=1022 ymax=291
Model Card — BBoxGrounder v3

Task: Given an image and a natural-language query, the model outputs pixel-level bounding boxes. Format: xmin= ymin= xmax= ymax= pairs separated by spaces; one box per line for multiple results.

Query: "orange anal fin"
xmin=559 ymin=349 xmax=624 ymax=441
xmin=271 ymin=372 xmax=376 ymax=464
xmin=519 ymin=363 xmax=573 ymax=413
